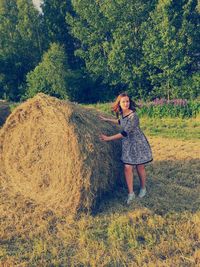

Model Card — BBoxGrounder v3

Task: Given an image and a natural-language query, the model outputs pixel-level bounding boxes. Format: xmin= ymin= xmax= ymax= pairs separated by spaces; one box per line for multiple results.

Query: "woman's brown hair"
xmin=112 ymin=92 xmax=137 ymax=118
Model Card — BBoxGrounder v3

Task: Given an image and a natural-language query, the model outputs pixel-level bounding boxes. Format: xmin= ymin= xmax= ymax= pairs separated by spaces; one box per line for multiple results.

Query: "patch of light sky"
xmin=32 ymin=0 xmax=42 ymax=12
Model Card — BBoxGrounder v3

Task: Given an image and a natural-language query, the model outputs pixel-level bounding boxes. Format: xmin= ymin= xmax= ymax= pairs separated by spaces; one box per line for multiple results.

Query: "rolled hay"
xmin=0 ymin=93 xmax=123 ymax=215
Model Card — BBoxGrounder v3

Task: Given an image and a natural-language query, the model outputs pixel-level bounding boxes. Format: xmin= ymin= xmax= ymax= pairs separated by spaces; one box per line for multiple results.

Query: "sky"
xmin=32 ymin=0 xmax=42 ymax=11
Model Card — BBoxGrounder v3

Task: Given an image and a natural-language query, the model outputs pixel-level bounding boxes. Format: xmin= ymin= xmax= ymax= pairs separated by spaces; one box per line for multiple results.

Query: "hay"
xmin=0 ymin=93 xmax=123 ymax=215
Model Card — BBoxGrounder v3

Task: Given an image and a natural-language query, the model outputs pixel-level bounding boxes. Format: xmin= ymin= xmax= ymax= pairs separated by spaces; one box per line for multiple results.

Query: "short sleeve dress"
xmin=119 ymin=112 xmax=153 ymax=165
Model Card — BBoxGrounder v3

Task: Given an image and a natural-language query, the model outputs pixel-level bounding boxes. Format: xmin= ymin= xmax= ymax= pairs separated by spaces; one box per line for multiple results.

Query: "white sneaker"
xmin=138 ymin=187 xmax=147 ymax=198
xmin=126 ymin=192 xmax=135 ymax=204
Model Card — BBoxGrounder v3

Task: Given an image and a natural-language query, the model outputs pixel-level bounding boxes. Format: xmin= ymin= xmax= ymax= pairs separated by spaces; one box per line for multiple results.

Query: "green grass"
xmin=140 ymin=116 xmax=200 ymax=140
xmin=84 ymin=103 xmax=200 ymax=140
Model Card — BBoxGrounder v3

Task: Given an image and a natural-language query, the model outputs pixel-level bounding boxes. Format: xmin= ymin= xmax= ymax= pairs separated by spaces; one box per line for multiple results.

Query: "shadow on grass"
xmin=96 ymin=158 xmax=200 ymax=216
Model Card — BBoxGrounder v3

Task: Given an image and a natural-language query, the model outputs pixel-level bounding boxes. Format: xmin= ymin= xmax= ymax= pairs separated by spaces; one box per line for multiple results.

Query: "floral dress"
xmin=119 ymin=112 xmax=153 ymax=165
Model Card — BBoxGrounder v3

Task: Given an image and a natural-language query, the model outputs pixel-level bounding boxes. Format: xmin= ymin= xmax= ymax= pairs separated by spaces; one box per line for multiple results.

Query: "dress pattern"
xmin=119 ymin=112 xmax=153 ymax=165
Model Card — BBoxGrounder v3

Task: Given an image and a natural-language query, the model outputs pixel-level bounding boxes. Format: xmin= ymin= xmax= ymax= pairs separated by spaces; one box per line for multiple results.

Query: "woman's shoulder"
xmin=127 ymin=111 xmax=137 ymax=119
xmin=121 ymin=111 xmax=134 ymax=119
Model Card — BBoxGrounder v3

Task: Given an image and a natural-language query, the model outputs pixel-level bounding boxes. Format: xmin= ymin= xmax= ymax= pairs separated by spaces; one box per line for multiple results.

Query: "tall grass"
xmin=138 ymin=98 xmax=200 ymax=118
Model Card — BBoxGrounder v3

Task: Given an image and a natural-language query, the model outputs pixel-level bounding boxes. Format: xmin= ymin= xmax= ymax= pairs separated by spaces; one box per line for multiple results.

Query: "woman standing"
xmin=99 ymin=92 xmax=153 ymax=204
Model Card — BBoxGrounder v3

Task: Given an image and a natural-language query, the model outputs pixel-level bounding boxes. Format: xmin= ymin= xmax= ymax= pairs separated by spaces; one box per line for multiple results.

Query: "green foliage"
xmin=0 ymin=0 xmax=45 ymax=100
xmin=25 ymin=43 xmax=71 ymax=99
xmin=42 ymin=0 xmax=78 ymax=68
xmin=67 ymin=0 xmax=156 ymax=98
xmin=41 ymin=0 xmax=112 ymax=103
xmin=66 ymin=70 xmax=110 ymax=103
xmin=0 ymin=0 xmax=199 ymax=102
xmin=180 ymin=72 xmax=200 ymax=99
xmin=142 ymin=0 xmax=199 ymax=100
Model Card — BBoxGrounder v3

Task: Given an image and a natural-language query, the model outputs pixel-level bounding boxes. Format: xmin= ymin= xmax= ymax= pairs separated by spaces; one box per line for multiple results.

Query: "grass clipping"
xmin=0 ymin=93 xmax=122 ymax=215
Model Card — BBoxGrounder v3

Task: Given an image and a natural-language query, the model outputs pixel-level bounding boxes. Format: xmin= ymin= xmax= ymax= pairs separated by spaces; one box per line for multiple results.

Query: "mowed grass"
xmin=140 ymin=116 xmax=200 ymax=140
xmin=0 ymin=105 xmax=200 ymax=266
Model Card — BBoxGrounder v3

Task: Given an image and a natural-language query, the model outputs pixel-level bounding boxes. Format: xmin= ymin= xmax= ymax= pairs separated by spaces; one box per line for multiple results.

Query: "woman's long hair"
xmin=112 ymin=92 xmax=137 ymax=118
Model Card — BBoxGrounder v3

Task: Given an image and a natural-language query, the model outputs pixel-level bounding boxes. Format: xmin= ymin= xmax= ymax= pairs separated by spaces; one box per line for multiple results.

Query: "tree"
xmin=0 ymin=0 xmax=18 ymax=99
xmin=25 ymin=43 xmax=71 ymax=99
xmin=67 ymin=0 xmax=156 ymax=99
xmin=142 ymin=0 xmax=200 ymax=99
xmin=42 ymin=0 xmax=79 ymax=69
xmin=17 ymin=0 xmax=45 ymax=57
xmin=0 ymin=0 xmax=45 ymax=100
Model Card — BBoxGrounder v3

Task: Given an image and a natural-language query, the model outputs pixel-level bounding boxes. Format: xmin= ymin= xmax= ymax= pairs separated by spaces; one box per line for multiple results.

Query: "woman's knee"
xmin=124 ymin=164 xmax=133 ymax=173
xmin=136 ymin=164 xmax=145 ymax=171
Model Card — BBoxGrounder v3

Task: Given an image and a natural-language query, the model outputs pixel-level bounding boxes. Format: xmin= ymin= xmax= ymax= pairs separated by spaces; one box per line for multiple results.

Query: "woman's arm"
xmin=99 ymin=133 xmax=123 ymax=141
xmin=99 ymin=115 xmax=118 ymax=124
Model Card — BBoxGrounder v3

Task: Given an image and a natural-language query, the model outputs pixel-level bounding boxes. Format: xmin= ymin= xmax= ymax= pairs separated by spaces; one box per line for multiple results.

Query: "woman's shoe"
xmin=138 ymin=187 xmax=147 ymax=198
xmin=126 ymin=192 xmax=135 ymax=204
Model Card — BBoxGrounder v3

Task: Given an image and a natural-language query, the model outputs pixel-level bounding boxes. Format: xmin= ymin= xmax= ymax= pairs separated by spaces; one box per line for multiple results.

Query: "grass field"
xmin=0 ymin=104 xmax=200 ymax=266
xmin=85 ymin=102 xmax=200 ymax=140
xmin=140 ymin=116 xmax=200 ymax=140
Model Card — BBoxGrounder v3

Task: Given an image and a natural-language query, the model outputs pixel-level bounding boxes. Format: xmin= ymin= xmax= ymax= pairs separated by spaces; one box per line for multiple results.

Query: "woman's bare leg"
xmin=124 ymin=164 xmax=134 ymax=194
xmin=136 ymin=164 xmax=146 ymax=189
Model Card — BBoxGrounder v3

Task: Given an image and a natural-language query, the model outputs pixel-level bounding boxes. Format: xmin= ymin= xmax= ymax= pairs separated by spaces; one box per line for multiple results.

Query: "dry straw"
xmin=0 ymin=93 xmax=123 ymax=216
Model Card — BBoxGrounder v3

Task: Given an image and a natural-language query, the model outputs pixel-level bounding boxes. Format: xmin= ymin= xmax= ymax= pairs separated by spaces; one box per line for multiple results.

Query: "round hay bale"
xmin=0 ymin=93 xmax=123 ymax=215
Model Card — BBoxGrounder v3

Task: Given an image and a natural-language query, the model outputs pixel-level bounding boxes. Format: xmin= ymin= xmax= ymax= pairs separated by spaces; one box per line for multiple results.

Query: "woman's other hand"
xmin=99 ymin=134 xmax=110 ymax=141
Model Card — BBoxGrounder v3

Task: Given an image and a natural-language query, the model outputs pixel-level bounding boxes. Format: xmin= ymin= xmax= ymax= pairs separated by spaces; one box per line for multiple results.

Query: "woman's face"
xmin=119 ymin=96 xmax=130 ymax=111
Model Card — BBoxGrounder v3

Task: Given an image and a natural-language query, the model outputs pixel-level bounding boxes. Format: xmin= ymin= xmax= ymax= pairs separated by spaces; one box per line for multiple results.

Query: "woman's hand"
xmin=99 ymin=134 xmax=110 ymax=141
xmin=100 ymin=133 xmax=123 ymax=142
xmin=99 ymin=115 xmax=118 ymax=124
xmin=99 ymin=115 xmax=108 ymax=121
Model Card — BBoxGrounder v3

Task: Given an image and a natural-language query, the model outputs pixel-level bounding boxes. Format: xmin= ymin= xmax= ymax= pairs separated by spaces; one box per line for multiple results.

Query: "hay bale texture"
xmin=0 ymin=93 xmax=122 ymax=214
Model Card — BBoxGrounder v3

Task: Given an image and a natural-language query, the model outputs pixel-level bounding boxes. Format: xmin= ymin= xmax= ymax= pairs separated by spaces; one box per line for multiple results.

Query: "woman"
xmin=99 ymin=92 xmax=153 ymax=204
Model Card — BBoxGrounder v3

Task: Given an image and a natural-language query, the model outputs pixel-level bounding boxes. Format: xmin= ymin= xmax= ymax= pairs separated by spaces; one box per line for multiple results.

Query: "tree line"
xmin=0 ymin=0 xmax=199 ymax=103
